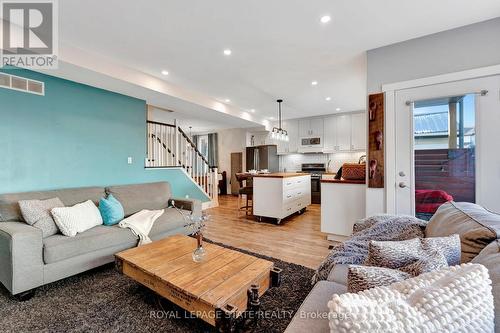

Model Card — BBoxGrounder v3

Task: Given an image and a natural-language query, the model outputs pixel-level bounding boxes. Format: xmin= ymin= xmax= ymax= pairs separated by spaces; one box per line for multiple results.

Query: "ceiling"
xmin=57 ymin=0 xmax=500 ymax=123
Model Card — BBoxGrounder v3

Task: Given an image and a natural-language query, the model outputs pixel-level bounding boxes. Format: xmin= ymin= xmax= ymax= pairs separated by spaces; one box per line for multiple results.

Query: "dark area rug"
xmin=0 ymin=241 xmax=314 ymax=333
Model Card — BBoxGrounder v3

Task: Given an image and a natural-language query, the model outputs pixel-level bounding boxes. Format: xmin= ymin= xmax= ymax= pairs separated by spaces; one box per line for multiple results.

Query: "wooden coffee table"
xmin=115 ymin=235 xmax=282 ymax=332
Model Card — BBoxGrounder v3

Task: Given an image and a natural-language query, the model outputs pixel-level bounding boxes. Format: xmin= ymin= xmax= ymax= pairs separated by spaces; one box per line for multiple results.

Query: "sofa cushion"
xmin=0 ymin=187 xmax=105 ymax=222
xmin=284 ymin=281 xmax=347 ymax=333
xmin=106 ymin=182 xmax=172 ymax=217
xmin=426 ymin=201 xmax=500 ymax=262
xmin=472 ymin=240 xmax=500 ymax=332
xmin=149 ymin=208 xmax=190 ymax=240
xmin=43 ymin=225 xmax=136 ymax=264
xmin=326 ymin=264 xmax=348 ymax=285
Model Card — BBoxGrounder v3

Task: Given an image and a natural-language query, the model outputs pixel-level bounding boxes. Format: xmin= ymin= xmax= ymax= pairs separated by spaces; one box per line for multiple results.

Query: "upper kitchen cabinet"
xmin=323 ymin=115 xmax=337 ymax=151
xmin=350 ymin=112 xmax=367 ymax=151
xmin=323 ymin=112 xmax=366 ymax=153
xmin=336 ymin=114 xmax=352 ymax=151
xmin=299 ymin=118 xmax=324 ymax=137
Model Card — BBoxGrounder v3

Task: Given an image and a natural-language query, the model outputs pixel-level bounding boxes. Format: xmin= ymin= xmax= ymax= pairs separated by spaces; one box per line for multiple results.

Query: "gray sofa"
xmin=0 ymin=181 xmax=201 ymax=298
xmin=285 ymin=202 xmax=500 ymax=332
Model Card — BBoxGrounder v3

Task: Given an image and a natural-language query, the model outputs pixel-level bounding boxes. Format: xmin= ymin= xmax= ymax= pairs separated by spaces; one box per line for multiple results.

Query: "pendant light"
xmin=271 ymin=99 xmax=288 ymax=141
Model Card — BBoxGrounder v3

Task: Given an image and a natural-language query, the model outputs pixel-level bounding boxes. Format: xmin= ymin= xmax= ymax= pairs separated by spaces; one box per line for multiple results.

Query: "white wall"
xmin=217 ymin=128 xmax=247 ymax=194
xmin=366 ymin=17 xmax=500 ymax=216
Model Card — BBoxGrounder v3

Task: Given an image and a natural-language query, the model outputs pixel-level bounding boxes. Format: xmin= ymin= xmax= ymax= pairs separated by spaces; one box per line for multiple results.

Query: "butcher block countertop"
xmin=321 ymin=179 xmax=366 ymax=184
xmin=252 ymin=172 xmax=310 ymax=178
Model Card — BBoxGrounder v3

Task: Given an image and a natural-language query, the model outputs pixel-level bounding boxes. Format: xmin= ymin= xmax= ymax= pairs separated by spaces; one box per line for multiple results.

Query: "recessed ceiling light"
xmin=224 ymin=99 xmax=231 ymax=103
xmin=336 ymin=107 xmax=341 ymax=111
xmin=223 ymin=49 xmax=232 ymax=56
xmin=325 ymin=97 xmax=331 ymax=101
xmin=161 ymin=70 xmax=169 ymax=75
xmin=320 ymin=15 xmax=331 ymax=24
xmin=311 ymin=81 xmax=318 ymax=86
xmin=250 ymin=109 xmax=256 ymax=113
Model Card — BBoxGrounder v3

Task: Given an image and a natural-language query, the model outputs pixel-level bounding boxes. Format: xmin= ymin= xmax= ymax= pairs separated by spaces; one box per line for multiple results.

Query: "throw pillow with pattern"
xmin=348 ymin=265 xmax=411 ymax=293
xmin=366 ymin=234 xmax=461 ymax=269
xmin=19 ymin=197 xmax=65 ymax=238
xmin=348 ymin=250 xmax=449 ymax=292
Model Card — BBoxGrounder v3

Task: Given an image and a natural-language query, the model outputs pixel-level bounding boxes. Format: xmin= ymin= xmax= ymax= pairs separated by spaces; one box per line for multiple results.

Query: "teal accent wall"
xmin=0 ymin=68 xmax=210 ymax=202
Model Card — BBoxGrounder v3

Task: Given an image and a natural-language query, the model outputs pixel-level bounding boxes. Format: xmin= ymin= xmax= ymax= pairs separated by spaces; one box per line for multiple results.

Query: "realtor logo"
xmin=1 ymin=0 xmax=58 ymax=69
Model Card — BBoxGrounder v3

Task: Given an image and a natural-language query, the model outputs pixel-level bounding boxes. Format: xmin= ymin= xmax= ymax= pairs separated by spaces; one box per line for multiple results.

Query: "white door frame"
xmin=382 ymin=64 xmax=500 ymax=214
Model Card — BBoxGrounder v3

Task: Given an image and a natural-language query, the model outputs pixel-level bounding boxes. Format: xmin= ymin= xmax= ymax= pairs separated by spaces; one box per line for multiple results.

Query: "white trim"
xmin=384 ymin=90 xmax=396 ymax=214
xmin=382 ymin=64 xmax=500 ymax=92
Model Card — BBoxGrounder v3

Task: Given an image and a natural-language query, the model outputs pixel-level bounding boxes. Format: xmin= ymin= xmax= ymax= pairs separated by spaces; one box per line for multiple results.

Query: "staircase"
xmin=146 ymin=120 xmax=219 ymax=207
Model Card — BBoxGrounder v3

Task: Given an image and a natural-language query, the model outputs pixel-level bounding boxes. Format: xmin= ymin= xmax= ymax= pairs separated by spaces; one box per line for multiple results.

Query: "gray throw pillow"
xmin=19 ymin=198 xmax=64 ymax=238
xmin=348 ymin=265 xmax=411 ymax=293
xmin=399 ymin=250 xmax=449 ymax=276
xmin=366 ymin=234 xmax=461 ymax=269
xmin=348 ymin=251 xmax=449 ymax=293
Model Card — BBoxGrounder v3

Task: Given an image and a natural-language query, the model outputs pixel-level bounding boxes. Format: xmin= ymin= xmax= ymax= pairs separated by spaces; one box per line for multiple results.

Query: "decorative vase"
xmin=192 ymin=232 xmax=206 ymax=262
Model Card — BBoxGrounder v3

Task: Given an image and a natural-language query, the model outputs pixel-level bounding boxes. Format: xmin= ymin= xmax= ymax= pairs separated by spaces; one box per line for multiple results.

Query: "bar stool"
xmin=235 ymin=173 xmax=253 ymax=216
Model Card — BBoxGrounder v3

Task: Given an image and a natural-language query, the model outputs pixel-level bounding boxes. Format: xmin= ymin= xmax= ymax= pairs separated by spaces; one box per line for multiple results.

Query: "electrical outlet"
xmin=127 ymin=157 xmax=133 ymax=164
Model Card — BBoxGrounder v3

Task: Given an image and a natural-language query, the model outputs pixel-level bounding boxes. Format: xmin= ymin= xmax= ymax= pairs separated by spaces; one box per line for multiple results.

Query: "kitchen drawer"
xmin=283 ymin=197 xmax=309 ymax=216
xmin=283 ymin=176 xmax=309 ymax=190
xmin=283 ymin=187 xmax=307 ymax=202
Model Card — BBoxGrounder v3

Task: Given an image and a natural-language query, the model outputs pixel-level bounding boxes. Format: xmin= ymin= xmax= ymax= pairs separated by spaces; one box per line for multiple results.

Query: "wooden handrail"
xmin=177 ymin=127 xmax=218 ymax=169
xmin=147 ymin=120 xmax=176 ymax=127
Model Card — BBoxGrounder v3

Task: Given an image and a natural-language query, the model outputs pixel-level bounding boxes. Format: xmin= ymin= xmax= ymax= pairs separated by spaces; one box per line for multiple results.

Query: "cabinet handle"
xmin=287 ymin=195 xmax=292 ymax=198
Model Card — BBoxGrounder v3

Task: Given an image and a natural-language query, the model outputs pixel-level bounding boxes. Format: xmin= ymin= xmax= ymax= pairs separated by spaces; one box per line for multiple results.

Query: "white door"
xmin=323 ymin=115 xmax=337 ymax=151
xmin=336 ymin=114 xmax=352 ymax=151
xmin=395 ymin=75 xmax=500 ymax=215
xmin=351 ymin=112 xmax=366 ymax=150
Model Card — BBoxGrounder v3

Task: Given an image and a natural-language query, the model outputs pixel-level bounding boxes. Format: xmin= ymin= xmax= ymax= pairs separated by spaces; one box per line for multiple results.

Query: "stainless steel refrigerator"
xmin=246 ymin=145 xmax=279 ymax=172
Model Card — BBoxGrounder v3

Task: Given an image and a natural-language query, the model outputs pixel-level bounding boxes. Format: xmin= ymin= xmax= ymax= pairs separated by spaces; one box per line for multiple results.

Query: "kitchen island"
xmin=253 ymin=173 xmax=311 ymax=224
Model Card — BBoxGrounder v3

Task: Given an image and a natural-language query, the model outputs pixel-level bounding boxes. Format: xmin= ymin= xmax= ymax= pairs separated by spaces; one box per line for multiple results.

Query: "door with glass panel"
xmin=395 ymin=76 xmax=500 ymax=217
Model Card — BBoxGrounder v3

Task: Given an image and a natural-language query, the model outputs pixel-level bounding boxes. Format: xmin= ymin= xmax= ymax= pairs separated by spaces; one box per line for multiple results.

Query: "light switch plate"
xmin=127 ymin=157 xmax=133 ymax=164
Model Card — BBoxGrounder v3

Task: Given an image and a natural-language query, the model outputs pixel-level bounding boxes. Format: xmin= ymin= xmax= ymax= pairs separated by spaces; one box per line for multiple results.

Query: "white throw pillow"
xmin=51 ymin=200 xmax=103 ymax=237
xmin=328 ymin=263 xmax=494 ymax=333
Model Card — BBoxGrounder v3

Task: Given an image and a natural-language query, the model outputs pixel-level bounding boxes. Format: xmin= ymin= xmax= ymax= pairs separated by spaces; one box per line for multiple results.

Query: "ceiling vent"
xmin=0 ymin=73 xmax=45 ymax=95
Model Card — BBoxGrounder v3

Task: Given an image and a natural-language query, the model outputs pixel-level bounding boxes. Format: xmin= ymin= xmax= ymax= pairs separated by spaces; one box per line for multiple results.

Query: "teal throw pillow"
xmin=99 ymin=194 xmax=124 ymax=226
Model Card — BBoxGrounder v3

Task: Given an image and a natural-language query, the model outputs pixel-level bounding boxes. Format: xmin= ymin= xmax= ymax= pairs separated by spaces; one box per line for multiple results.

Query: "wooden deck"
xmin=205 ymin=195 xmax=332 ymax=269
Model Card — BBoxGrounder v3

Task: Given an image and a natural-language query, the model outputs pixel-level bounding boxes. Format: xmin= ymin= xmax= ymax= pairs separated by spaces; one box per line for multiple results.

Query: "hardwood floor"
xmin=205 ymin=195 xmax=332 ymax=269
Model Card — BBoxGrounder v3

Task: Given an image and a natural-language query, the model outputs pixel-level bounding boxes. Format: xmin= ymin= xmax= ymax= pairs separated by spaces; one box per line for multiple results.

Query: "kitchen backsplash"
xmin=279 ymin=152 xmax=366 ymax=173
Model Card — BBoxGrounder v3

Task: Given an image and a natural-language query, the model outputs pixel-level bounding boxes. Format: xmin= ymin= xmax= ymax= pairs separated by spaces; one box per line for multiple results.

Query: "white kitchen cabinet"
xmin=323 ymin=115 xmax=337 ymax=151
xmin=321 ymin=181 xmax=366 ymax=238
xmin=299 ymin=118 xmax=323 ymax=137
xmin=253 ymin=174 xmax=311 ymax=223
xmin=299 ymin=119 xmax=310 ymax=137
xmin=351 ymin=112 xmax=367 ymax=151
xmin=336 ymin=114 xmax=352 ymax=151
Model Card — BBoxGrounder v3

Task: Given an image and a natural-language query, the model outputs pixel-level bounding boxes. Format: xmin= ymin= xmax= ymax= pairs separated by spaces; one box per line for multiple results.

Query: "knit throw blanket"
xmin=312 ymin=215 xmax=428 ymax=284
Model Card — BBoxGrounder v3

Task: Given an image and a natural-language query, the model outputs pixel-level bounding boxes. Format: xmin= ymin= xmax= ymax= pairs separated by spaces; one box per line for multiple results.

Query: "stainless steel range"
xmin=300 ymin=163 xmax=326 ymax=204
